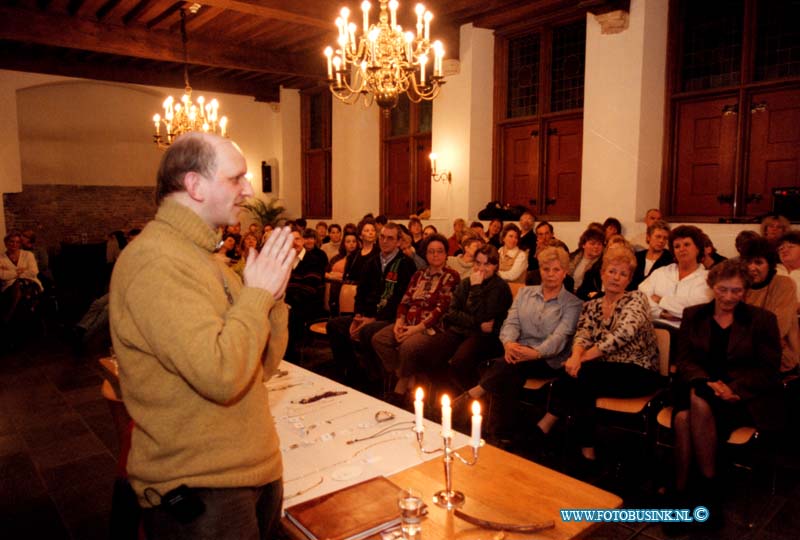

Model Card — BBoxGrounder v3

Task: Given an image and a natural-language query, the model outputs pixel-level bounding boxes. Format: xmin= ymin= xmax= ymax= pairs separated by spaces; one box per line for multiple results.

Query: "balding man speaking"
xmin=110 ymin=132 xmax=295 ymax=539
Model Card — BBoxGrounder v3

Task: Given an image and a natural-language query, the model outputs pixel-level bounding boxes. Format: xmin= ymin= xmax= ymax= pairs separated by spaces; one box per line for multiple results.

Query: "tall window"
xmin=664 ymin=0 xmax=800 ymax=220
xmin=380 ymin=96 xmax=432 ymax=218
xmin=301 ymin=89 xmax=332 ymax=218
xmin=494 ymin=19 xmax=585 ymax=220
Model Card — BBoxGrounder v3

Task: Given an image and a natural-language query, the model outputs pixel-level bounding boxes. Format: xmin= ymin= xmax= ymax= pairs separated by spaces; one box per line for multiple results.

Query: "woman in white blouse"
xmin=497 ymin=223 xmax=528 ymax=284
xmin=0 ymin=232 xmax=42 ymax=323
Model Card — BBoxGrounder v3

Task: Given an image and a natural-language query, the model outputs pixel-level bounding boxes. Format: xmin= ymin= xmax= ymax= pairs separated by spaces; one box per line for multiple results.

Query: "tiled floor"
xmin=1 ymin=337 xmax=798 ymax=539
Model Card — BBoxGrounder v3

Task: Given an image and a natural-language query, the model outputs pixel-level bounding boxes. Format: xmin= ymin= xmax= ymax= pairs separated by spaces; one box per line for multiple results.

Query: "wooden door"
xmin=744 ymin=87 xmax=800 ymax=216
xmin=544 ymin=117 xmax=582 ymax=219
xmin=673 ymin=96 xmax=739 ymax=217
xmin=303 ymin=150 xmax=330 ymax=218
xmin=501 ymin=122 xmax=540 ymax=209
xmin=383 ymin=139 xmax=411 ymax=217
xmin=414 ymin=135 xmax=431 ymax=215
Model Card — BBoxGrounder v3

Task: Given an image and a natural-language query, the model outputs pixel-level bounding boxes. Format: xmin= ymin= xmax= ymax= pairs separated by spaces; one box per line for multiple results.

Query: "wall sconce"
xmin=429 ymin=153 xmax=452 ymax=184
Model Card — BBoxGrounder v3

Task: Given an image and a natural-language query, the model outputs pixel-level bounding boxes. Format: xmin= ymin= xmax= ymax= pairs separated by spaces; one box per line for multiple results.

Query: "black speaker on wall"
xmin=261 ymin=161 xmax=272 ymax=193
xmin=772 ymin=187 xmax=800 ymax=221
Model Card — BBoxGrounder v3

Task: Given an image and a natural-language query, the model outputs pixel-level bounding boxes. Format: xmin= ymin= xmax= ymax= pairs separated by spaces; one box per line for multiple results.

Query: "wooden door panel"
xmin=501 ymin=123 xmax=540 ymax=209
xmin=415 ymin=136 xmax=432 ymax=215
xmin=544 ymin=117 xmax=582 ymax=219
xmin=303 ymin=151 xmax=330 ymax=218
xmin=674 ymin=96 xmax=738 ymax=216
xmin=384 ymin=140 xmax=411 ymax=218
xmin=745 ymin=88 xmax=800 ymax=216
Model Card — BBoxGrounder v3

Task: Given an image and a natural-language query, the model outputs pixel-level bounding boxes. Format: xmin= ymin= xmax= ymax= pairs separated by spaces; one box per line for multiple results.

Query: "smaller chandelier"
xmin=324 ymin=0 xmax=446 ymax=113
xmin=151 ymin=9 xmax=229 ymax=148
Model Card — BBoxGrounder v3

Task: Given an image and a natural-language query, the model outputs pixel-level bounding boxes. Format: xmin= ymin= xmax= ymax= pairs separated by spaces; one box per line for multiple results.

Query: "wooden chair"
xmin=507 ymin=281 xmax=525 ymax=300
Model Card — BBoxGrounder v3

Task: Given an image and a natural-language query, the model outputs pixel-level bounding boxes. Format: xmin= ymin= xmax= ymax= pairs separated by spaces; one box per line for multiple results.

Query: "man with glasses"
xmin=327 ymin=222 xmax=416 ymax=391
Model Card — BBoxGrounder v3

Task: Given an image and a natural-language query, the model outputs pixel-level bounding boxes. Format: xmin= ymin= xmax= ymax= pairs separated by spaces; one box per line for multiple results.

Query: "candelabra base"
xmin=432 ymin=489 xmax=465 ymax=509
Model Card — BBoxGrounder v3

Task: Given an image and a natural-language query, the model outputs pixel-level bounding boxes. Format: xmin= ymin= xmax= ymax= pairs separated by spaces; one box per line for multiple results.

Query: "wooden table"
xmin=283 ymin=443 xmax=622 ymax=540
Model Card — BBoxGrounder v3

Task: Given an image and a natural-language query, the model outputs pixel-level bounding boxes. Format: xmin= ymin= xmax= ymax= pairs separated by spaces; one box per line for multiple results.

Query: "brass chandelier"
xmin=324 ymin=0 xmax=446 ymax=113
xmin=151 ymin=8 xmax=228 ymax=148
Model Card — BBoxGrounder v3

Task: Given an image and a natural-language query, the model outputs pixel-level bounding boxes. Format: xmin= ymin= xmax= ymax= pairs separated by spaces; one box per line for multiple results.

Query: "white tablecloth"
xmin=268 ymin=362 xmax=470 ymax=507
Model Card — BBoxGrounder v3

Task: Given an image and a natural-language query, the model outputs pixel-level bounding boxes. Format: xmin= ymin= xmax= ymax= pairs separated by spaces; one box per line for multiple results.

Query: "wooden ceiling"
xmin=0 ymin=0 xmax=624 ymax=102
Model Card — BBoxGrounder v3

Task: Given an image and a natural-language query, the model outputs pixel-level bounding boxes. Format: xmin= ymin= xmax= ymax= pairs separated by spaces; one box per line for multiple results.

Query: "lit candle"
xmin=441 ymin=394 xmax=452 ymax=438
xmin=220 ymin=116 xmax=228 ymax=137
xmin=405 ymin=32 xmax=414 ymax=61
xmin=424 ymin=11 xmax=432 ymax=41
xmin=389 ymin=0 xmax=398 ymax=30
xmin=335 ymin=16 xmax=344 ymax=39
xmin=361 ymin=1 xmax=370 ymax=33
xmin=429 ymin=152 xmax=437 ymax=174
xmin=153 ymin=114 xmax=160 ymax=134
xmin=333 ymin=56 xmax=342 ymax=85
xmin=324 ymin=47 xmax=333 ymax=78
xmin=470 ymin=401 xmax=482 ymax=447
xmin=348 ymin=22 xmax=357 ymax=51
xmin=414 ymin=387 xmax=424 ymax=432
xmin=419 ymin=54 xmax=427 ymax=85
xmin=415 ymin=3 xmax=425 ymax=37
xmin=433 ymin=40 xmax=443 ymax=76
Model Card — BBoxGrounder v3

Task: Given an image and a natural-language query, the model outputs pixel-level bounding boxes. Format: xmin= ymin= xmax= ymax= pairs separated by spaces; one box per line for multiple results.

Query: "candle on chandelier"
xmin=433 ymin=41 xmax=444 ymax=77
xmin=361 ymin=1 xmax=370 ymax=33
xmin=441 ymin=394 xmax=452 ymax=438
xmin=348 ymin=22 xmax=357 ymax=50
xmin=404 ymin=32 xmax=414 ymax=61
xmin=324 ymin=47 xmax=334 ymax=78
xmin=424 ymin=11 xmax=432 ymax=41
xmin=220 ymin=117 xmax=228 ymax=137
xmin=419 ymin=54 xmax=428 ymax=85
xmin=471 ymin=401 xmax=482 ymax=448
xmin=333 ymin=56 xmax=343 ymax=85
xmin=414 ymin=387 xmax=424 ymax=432
xmin=153 ymin=114 xmax=160 ymax=135
xmin=389 ymin=0 xmax=398 ymax=30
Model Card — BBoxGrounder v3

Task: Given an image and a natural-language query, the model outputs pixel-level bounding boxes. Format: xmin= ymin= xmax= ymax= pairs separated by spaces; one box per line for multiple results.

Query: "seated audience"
xmin=21 ymin=229 xmax=53 ymax=287
xmin=422 ymin=244 xmax=512 ymax=393
xmin=777 ymin=231 xmax=800 ymax=309
xmin=734 ymin=229 xmax=760 ymax=257
xmin=261 ymin=223 xmax=274 ymax=246
xmin=701 ymin=233 xmax=726 ymax=269
xmin=487 ymin=219 xmax=503 ymax=248
xmin=375 ymin=214 xmax=388 ymax=235
xmin=761 ymin=215 xmax=791 ymax=246
xmin=469 ymin=221 xmax=488 ymax=242
xmin=399 ymin=225 xmax=427 ymax=270
xmin=285 ymin=227 xmax=327 ymax=361
xmin=343 ymin=218 xmax=378 ymax=284
xmin=629 ymin=220 xmax=673 ymax=290
xmin=602 ymin=217 xmax=622 ymax=243
xmin=0 ymin=232 xmax=44 ymax=325
xmin=740 ymin=237 xmax=799 ymax=373
xmin=671 ymin=260 xmax=783 ymax=526
xmin=451 ymin=247 xmax=581 ymax=441
xmin=536 ymin=246 xmax=661 ymax=465
xmin=321 ymin=223 xmax=342 ymax=261
xmin=422 ymin=225 xmax=438 ymax=240
xmin=639 ymin=225 xmax=713 ymax=327
xmin=446 ymin=235 xmax=483 ymax=279
xmin=372 ymin=234 xmax=460 ymax=401
xmin=408 ymin=217 xmax=424 ymax=251
xmin=569 ymin=227 xmax=605 ymax=293
xmin=343 ymin=222 xmax=357 ymax=235
xmin=231 ymin=232 xmax=259 ymax=278
xmin=629 ymin=208 xmax=664 ymax=251
xmin=497 ymin=224 xmax=528 ymax=284
xmin=576 ymin=235 xmax=633 ymax=300
xmin=326 ymin=231 xmax=359 ymax=281
xmin=328 ymin=223 xmax=416 ymax=388
xmin=528 ymin=221 xmax=569 ymax=274
xmin=315 ymin=221 xmax=329 ymax=245
xmin=213 ymin=234 xmax=237 ymax=265
xmin=518 ymin=212 xmax=537 ymax=253
xmin=448 ymin=218 xmax=466 ymax=256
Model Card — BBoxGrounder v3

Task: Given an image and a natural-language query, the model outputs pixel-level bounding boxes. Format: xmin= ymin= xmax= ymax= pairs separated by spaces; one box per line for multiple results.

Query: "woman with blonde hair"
xmin=761 ymin=215 xmax=791 ymax=245
xmin=535 ymin=246 xmax=661 ymax=465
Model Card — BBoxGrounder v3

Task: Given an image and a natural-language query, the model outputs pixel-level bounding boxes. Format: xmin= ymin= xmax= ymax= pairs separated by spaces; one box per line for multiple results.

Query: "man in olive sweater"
xmin=109 ymin=133 xmax=295 ymax=539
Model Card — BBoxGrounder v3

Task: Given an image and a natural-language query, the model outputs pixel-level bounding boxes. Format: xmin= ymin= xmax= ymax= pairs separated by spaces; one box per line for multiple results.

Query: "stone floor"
xmin=1 ymin=336 xmax=798 ymax=539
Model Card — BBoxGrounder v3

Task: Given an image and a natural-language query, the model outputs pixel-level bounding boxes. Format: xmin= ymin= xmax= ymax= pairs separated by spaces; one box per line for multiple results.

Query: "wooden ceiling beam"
xmin=198 ymin=0 xmax=329 ymax=29
xmin=0 ymin=5 xmax=323 ymax=78
xmin=0 ymin=44 xmax=282 ymax=101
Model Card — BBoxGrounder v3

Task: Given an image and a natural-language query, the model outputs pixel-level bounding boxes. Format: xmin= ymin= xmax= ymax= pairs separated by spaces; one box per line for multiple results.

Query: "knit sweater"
xmin=109 ymin=199 xmax=287 ymax=505
xmin=746 ymin=273 xmax=799 ymax=372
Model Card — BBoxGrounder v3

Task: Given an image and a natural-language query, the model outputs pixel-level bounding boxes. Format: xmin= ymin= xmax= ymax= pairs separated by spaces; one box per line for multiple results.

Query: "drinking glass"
xmin=397 ymin=487 xmax=423 ymax=540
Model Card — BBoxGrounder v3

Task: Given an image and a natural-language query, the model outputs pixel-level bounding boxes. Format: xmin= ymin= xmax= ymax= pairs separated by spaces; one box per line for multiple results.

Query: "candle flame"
xmin=415 ymin=387 xmax=424 ymax=401
xmin=472 ymin=401 xmax=481 ymax=415
xmin=441 ymin=394 xmax=450 ymax=407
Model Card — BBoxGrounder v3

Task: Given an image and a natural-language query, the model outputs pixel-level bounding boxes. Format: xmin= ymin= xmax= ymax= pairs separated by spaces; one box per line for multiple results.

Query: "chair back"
xmin=508 ymin=282 xmax=525 ymax=300
xmin=339 ymin=284 xmax=358 ymax=314
xmin=654 ymin=328 xmax=671 ymax=377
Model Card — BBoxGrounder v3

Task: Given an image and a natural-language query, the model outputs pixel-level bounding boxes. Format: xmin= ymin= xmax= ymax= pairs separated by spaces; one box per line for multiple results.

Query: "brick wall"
xmin=4 ymin=184 xmax=157 ymax=250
